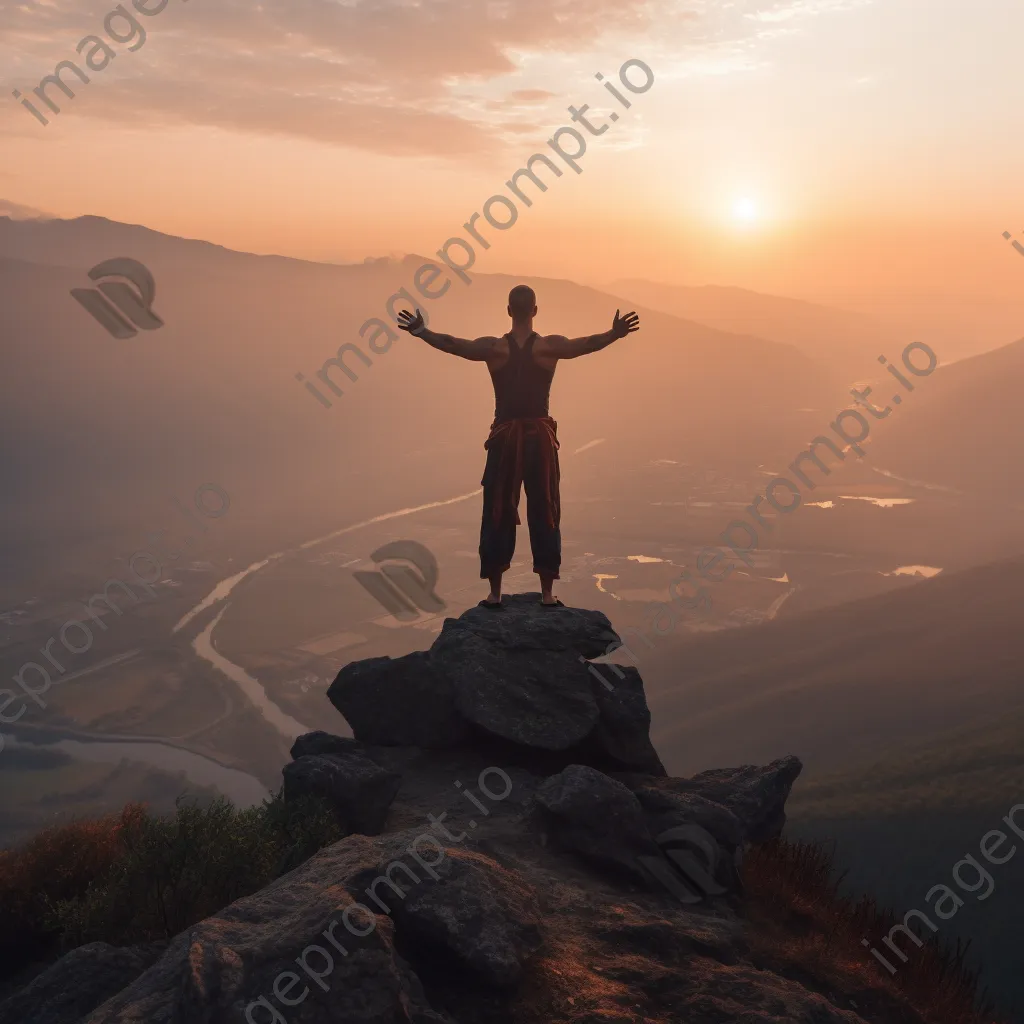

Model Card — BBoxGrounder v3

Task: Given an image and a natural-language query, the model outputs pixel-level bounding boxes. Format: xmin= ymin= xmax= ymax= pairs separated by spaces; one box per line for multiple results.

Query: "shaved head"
xmin=508 ymin=285 xmax=537 ymax=318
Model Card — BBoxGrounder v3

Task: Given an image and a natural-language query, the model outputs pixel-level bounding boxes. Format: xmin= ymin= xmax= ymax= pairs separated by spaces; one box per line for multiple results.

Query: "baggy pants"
xmin=479 ymin=431 xmax=561 ymax=580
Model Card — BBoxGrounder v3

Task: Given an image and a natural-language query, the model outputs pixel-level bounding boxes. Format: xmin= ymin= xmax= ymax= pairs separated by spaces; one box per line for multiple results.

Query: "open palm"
xmin=397 ymin=308 xmax=425 ymax=334
xmin=612 ymin=309 xmax=640 ymax=339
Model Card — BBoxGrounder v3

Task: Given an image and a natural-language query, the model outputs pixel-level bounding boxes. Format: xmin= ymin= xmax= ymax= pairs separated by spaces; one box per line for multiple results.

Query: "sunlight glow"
xmin=733 ymin=197 xmax=759 ymax=223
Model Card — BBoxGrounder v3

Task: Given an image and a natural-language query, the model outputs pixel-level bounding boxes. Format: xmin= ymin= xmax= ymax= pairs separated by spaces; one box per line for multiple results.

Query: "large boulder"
xmin=586 ymin=665 xmax=666 ymax=776
xmin=324 ymin=597 xmax=665 ymax=776
xmin=633 ymin=786 xmax=745 ymax=851
xmin=81 ymin=833 xmax=461 ymax=1024
xmin=328 ymin=651 xmax=470 ymax=748
xmin=447 ymin=593 xmax=620 ymax=658
xmin=534 ymin=764 xmax=661 ymax=882
xmin=434 ymin=625 xmax=600 ymax=751
xmin=283 ymin=750 xmax=402 ymax=835
xmin=652 ymin=755 xmax=804 ymax=843
xmin=361 ymin=847 xmax=544 ymax=987
xmin=291 ymin=732 xmax=366 ymax=760
xmin=0 ymin=942 xmax=163 ymax=1024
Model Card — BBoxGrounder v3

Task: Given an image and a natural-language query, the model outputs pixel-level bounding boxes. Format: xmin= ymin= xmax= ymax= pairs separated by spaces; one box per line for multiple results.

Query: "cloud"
xmin=0 ymin=199 xmax=53 ymax=219
xmin=0 ymin=0 xmax=867 ymax=155
xmin=509 ymin=89 xmax=557 ymax=102
xmin=1 ymin=0 xmax=676 ymax=153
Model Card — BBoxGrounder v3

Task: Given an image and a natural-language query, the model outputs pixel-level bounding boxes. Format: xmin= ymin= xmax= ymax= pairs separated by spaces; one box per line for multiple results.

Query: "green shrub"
xmin=1 ymin=791 xmax=343 ymax=975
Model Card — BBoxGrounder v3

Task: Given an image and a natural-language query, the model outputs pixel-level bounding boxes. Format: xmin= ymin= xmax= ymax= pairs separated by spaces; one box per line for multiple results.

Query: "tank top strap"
xmin=523 ymin=331 xmax=538 ymax=358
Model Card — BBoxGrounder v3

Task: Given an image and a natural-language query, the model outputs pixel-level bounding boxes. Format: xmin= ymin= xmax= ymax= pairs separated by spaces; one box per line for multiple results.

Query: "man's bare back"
xmin=395 ymin=287 xmax=640 ymax=607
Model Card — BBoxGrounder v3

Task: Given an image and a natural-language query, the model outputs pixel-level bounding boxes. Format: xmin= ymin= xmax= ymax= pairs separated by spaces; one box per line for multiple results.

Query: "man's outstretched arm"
xmin=397 ymin=308 xmax=498 ymax=362
xmin=543 ymin=309 xmax=640 ymax=360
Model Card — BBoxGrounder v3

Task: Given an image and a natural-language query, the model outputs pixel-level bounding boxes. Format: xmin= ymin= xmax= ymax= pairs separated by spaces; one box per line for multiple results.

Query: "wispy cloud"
xmin=0 ymin=0 xmax=869 ymax=155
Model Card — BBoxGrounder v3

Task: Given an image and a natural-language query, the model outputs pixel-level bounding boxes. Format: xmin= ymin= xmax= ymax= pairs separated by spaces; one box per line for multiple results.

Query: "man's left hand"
xmin=612 ymin=309 xmax=640 ymax=339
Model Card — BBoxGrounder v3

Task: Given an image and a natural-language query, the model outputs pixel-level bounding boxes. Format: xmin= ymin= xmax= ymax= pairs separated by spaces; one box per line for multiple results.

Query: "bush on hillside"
xmin=0 ymin=792 xmax=343 ymax=978
xmin=2 ymin=799 xmax=1008 ymax=1024
xmin=0 ymin=804 xmax=141 ymax=973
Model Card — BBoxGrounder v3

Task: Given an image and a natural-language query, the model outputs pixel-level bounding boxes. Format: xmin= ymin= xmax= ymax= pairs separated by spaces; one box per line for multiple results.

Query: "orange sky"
xmin=3 ymin=0 xmax=1024 ymax=348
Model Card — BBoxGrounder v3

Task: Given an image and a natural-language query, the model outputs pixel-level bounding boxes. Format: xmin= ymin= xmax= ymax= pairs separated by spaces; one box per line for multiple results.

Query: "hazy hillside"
xmin=0 ymin=214 xmax=840 ymax=594
xmin=609 ymin=277 xmax=900 ymax=372
xmin=870 ymin=336 xmax=1024 ymax=500
xmin=783 ymin=692 xmax=1024 ymax=1019
xmin=644 ymin=557 xmax=1024 ymax=778
xmin=789 ymin=706 xmax=1024 ymax=819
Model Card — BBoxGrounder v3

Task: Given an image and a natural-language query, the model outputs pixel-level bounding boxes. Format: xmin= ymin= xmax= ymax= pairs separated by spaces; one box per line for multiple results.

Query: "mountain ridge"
xmin=0 ymin=595 xmax=994 ymax=1024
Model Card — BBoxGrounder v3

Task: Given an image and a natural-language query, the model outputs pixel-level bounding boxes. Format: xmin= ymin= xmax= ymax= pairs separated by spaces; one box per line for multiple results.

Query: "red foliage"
xmin=0 ymin=804 xmax=145 ymax=975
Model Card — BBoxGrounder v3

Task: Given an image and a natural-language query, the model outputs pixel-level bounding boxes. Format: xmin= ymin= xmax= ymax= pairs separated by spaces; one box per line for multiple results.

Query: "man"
xmin=397 ymin=285 xmax=640 ymax=608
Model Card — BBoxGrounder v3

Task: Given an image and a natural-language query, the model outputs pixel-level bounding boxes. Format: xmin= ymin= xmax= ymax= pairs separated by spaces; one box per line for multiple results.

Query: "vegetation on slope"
xmin=743 ymin=838 xmax=1004 ymax=1024
xmin=0 ymin=794 xmax=341 ymax=988
xmin=0 ymin=798 xmax=1006 ymax=1022
xmin=788 ymin=709 xmax=1024 ymax=819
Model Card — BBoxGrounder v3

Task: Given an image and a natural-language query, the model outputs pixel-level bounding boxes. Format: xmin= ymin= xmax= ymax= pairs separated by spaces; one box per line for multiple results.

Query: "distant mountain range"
xmin=609 ymin=277 xmax=902 ymax=372
xmin=3 ymin=211 xmax=1020 ymax=597
xmin=0 ymin=213 xmax=840 ymax=593
xmin=870 ymin=336 xmax=1024 ymax=501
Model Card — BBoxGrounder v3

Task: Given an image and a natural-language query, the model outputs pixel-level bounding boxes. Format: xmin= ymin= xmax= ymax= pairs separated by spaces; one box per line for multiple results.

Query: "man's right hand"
xmin=397 ymin=309 xmax=426 ymax=335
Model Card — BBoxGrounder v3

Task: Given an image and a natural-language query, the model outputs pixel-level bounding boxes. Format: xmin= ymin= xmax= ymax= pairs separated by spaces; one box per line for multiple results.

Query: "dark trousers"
xmin=479 ymin=433 xmax=561 ymax=580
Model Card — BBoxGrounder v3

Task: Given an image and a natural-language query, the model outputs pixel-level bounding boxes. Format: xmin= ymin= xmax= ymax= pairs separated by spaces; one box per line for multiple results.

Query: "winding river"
xmin=11 ymin=733 xmax=271 ymax=808
xmin=30 ymin=488 xmax=486 ymax=806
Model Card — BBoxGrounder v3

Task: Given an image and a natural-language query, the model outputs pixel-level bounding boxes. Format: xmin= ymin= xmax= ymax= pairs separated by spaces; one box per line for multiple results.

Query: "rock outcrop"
xmin=4 ymin=596 xmax=893 ymax=1024
xmin=328 ymin=595 xmax=664 ymax=776
xmin=282 ymin=748 xmax=401 ymax=835
xmin=0 ymin=942 xmax=164 ymax=1024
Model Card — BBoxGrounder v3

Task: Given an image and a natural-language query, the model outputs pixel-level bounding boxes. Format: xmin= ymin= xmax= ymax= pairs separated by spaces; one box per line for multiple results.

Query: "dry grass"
xmin=742 ymin=837 xmax=1005 ymax=1024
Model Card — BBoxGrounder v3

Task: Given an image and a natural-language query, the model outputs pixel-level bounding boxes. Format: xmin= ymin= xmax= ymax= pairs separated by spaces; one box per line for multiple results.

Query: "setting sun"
xmin=732 ymin=197 xmax=759 ymax=224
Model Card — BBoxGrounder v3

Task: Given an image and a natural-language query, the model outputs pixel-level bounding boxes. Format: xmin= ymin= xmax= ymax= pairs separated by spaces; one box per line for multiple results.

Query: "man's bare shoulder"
xmin=534 ymin=333 xmax=571 ymax=356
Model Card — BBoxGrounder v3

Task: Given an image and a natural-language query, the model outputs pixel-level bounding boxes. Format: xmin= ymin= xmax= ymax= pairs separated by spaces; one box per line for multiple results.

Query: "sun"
xmin=732 ymin=197 xmax=759 ymax=223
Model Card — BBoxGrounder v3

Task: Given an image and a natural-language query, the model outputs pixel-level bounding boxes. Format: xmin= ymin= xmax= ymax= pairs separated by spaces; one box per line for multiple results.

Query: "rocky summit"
xmin=1 ymin=596 xmax=875 ymax=1024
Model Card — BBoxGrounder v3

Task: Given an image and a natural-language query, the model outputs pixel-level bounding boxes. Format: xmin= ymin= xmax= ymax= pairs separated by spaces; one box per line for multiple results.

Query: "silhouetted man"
xmin=397 ymin=286 xmax=640 ymax=607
